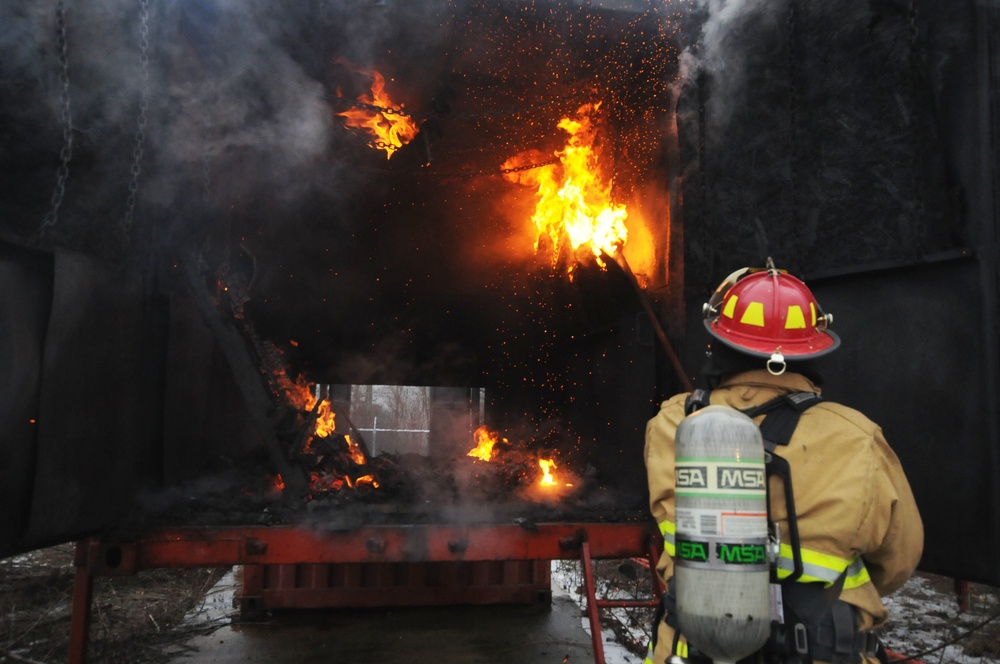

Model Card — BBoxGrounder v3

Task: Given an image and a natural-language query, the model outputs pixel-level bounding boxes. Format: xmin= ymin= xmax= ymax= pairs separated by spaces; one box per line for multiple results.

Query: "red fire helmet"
xmin=703 ymin=261 xmax=840 ymax=373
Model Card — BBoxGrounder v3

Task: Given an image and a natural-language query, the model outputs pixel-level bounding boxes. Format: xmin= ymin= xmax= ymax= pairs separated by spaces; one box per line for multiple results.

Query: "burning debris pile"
xmin=268 ymin=374 xmax=587 ymax=513
xmin=132 ymin=374 xmax=594 ymax=529
xmin=125 ymin=267 xmax=597 ymax=529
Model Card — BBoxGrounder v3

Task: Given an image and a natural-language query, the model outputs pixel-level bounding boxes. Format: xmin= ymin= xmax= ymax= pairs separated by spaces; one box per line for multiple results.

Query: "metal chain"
xmin=325 ymin=93 xmax=415 ymax=119
xmin=202 ymin=140 xmax=212 ymax=202
xmin=907 ymin=0 xmax=925 ymax=233
xmin=787 ymin=0 xmax=799 ymax=234
xmin=122 ymin=0 xmax=150 ymax=236
xmin=40 ymin=0 xmax=73 ymax=234
xmin=698 ymin=72 xmax=707 ymax=233
xmin=447 ymin=90 xmax=591 ymax=121
xmin=421 ymin=156 xmax=560 ymax=180
xmin=325 ymin=89 xmax=590 ymax=124
xmin=498 ymin=157 xmax=560 ymax=174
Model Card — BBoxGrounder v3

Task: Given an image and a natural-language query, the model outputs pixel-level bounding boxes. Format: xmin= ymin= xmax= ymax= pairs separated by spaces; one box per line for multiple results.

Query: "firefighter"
xmin=644 ymin=260 xmax=924 ymax=664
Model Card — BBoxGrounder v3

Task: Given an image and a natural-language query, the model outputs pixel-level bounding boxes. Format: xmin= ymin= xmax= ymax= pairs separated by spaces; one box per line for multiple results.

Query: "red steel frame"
xmin=69 ymin=522 xmax=664 ymax=664
xmin=239 ymin=558 xmax=554 ymax=610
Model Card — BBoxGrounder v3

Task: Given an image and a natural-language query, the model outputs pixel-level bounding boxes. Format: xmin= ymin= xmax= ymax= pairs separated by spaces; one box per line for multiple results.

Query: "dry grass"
xmin=0 ymin=544 xmax=226 ymax=664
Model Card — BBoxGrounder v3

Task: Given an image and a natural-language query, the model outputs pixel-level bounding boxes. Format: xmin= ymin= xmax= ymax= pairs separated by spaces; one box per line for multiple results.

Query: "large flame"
xmin=467 ymin=425 xmax=498 ymax=462
xmin=336 ymin=67 xmax=419 ymax=159
xmin=504 ymin=102 xmax=627 ymax=270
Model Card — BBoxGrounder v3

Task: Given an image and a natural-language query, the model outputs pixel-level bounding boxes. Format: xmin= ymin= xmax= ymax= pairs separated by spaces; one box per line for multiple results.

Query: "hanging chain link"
xmin=202 ymin=138 xmax=212 ymax=202
xmin=787 ymin=0 xmax=799 ymax=232
xmin=907 ymin=0 xmax=925 ymax=229
xmin=40 ymin=0 xmax=74 ymax=234
xmin=698 ymin=73 xmax=707 ymax=230
xmin=326 ymin=89 xmax=590 ymax=124
xmin=446 ymin=90 xmax=591 ymax=121
xmin=122 ymin=0 xmax=150 ymax=236
xmin=325 ymin=94 xmax=415 ymax=119
xmin=498 ymin=157 xmax=560 ymax=174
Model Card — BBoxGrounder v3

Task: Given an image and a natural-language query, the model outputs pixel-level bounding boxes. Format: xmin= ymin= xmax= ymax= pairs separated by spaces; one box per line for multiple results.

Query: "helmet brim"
xmin=704 ymin=318 xmax=841 ymax=360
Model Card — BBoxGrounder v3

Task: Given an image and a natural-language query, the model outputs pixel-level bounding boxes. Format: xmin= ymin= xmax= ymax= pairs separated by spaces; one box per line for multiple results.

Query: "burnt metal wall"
xmin=672 ymin=0 xmax=1000 ymax=584
xmin=0 ymin=238 xmax=269 ymax=558
xmin=813 ymin=260 xmax=999 ymax=585
xmin=0 ymin=242 xmax=53 ymax=556
xmin=0 ymin=240 xmax=167 ymax=556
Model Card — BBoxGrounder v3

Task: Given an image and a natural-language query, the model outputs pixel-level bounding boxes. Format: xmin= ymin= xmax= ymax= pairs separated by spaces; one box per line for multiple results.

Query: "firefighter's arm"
xmin=644 ymin=395 xmax=687 ymax=584
xmin=861 ymin=427 xmax=924 ymax=596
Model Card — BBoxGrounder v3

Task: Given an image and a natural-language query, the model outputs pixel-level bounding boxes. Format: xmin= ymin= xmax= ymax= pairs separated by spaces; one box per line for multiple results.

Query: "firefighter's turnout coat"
xmin=644 ymin=369 xmax=924 ymax=664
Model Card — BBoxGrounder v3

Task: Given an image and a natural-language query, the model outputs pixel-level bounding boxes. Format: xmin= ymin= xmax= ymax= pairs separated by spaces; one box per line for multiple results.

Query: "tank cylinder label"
xmin=676 ymin=507 xmax=767 ymax=537
xmin=676 ymin=536 xmax=769 ymax=571
xmin=675 ymin=458 xmax=766 ymax=498
xmin=675 ymin=456 xmax=768 ymax=571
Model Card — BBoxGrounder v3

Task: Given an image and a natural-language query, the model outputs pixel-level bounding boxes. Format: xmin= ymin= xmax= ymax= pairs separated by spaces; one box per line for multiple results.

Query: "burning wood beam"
xmin=182 ymin=259 xmax=308 ymax=496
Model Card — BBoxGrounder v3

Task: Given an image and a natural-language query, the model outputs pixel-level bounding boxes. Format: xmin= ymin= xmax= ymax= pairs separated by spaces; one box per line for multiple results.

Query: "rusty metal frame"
xmin=69 ymin=522 xmax=663 ymax=664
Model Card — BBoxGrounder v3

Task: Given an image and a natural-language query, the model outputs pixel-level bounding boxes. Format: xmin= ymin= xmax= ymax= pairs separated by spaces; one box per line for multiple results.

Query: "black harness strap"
xmin=742 ymin=391 xmax=823 ymax=585
xmin=683 ymin=388 xmax=712 ymax=416
xmin=743 ymin=391 xmax=825 ymax=448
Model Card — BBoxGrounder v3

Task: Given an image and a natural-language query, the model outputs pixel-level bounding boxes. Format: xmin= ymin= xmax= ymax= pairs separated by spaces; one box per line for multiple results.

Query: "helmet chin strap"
xmin=767 ymin=350 xmax=786 ymax=376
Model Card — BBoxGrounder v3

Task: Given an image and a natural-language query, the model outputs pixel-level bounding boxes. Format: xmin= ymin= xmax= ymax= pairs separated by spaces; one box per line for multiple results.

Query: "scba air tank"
xmin=674 ymin=405 xmax=771 ymax=664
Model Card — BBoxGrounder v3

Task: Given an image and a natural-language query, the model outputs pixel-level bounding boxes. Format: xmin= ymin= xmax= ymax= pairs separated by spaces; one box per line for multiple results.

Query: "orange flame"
xmin=345 ymin=434 xmax=366 ymax=466
xmin=269 ymin=473 xmax=285 ymax=495
xmin=467 ymin=425 xmax=498 ymax=462
xmin=311 ymin=398 xmax=336 ymax=438
xmin=504 ymin=102 xmax=627 ymax=270
xmin=279 ymin=375 xmax=336 ymax=439
xmin=336 ymin=68 xmax=419 ymax=159
xmin=355 ymin=474 xmax=380 ymax=489
xmin=538 ymin=458 xmax=558 ymax=487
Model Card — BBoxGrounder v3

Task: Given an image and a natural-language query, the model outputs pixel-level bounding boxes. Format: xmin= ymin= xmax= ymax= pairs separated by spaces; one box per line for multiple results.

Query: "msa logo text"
xmin=677 ymin=539 xmax=709 ymax=563
xmin=717 ymin=543 xmax=767 ymax=565
xmin=676 ymin=466 xmax=708 ymax=489
xmin=717 ymin=467 xmax=765 ymax=490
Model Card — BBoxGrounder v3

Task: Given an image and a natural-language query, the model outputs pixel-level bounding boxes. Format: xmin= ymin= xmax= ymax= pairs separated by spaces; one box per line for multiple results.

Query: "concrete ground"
xmin=163 ymin=568 xmax=642 ymax=664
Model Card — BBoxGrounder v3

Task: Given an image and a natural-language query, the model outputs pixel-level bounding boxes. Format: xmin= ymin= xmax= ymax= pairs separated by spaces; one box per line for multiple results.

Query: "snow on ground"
xmin=182 ymin=567 xmax=239 ymax=626
xmin=551 ymin=561 xmax=1000 ymax=664
xmin=551 ymin=560 xmax=647 ymax=664
xmin=881 ymin=574 xmax=1000 ymax=664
